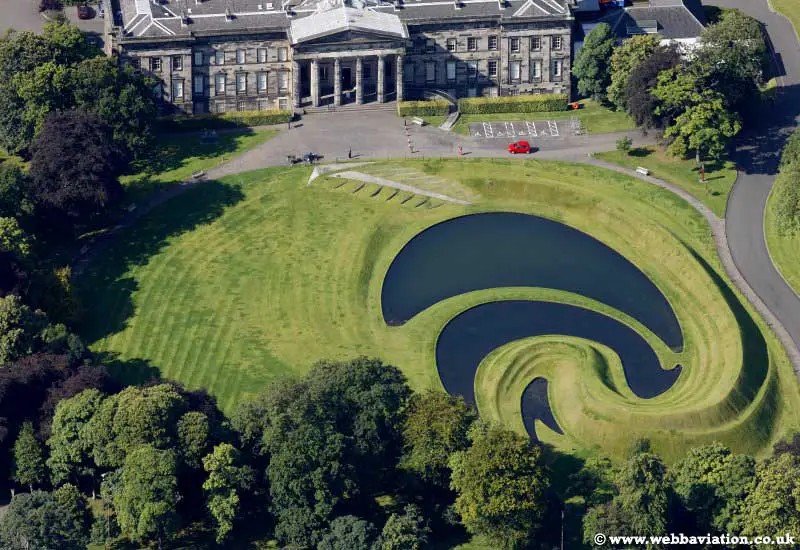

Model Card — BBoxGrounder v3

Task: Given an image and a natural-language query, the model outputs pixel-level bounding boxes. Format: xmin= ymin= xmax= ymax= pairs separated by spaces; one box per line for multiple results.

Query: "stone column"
xmin=310 ymin=59 xmax=320 ymax=107
xmin=292 ymin=60 xmax=301 ymax=108
xmin=334 ymin=57 xmax=342 ymax=107
xmin=396 ymin=55 xmax=404 ymax=102
xmin=355 ymin=56 xmax=363 ymax=105
xmin=377 ymin=54 xmax=385 ymax=103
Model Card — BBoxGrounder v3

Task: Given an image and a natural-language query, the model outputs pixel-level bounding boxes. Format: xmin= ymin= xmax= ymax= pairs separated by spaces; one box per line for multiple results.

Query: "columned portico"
xmin=377 ymin=54 xmax=385 ymax=103
xmin=396 ymin=55 xmax=404 ymax=103
xmin=311 ymin=59 xmax=320 ymax=107
xmin=333 ymin=57 xmax=342 ymax=107
xmin=355 ymin=57 xmax=363 ymax=105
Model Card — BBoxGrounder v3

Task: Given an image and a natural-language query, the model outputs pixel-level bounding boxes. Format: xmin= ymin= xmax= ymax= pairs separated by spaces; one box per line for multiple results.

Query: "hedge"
xmin=397 ymin=100 xmax=451 ymax=117
xmin=158 ymin=110 xmax=293 ymax=132
xmin=457 ymin=94 xmax=568 ymax=114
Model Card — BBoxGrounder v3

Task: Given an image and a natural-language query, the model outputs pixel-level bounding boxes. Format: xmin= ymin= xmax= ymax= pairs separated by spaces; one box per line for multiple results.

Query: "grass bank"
xmin=770 ymin=0 xmax=800 ymax=41
xmin=120 ymin=129 xmax=276 ymax=203
xmin=77 ymin=158 xmax=799 ymax=463
xmin=765 ymin=189 xmax=800 ymax=293
xmin=421 ymin=100 xmax=635 ymax=136
xmin=595 ymin=147 xmax=737 ymax=217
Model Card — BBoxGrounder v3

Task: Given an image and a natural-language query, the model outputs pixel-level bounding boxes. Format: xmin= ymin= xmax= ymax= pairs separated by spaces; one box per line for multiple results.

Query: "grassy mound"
xmin=77 ymin=158 xmax=800 ymax=461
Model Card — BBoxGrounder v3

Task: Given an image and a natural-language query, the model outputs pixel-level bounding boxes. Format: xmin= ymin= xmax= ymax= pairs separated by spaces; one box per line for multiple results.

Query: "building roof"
xmin=114 ymin=0 xmax=571 ymax=40
xmin=606 ymin=0 xmax=705 ymax=41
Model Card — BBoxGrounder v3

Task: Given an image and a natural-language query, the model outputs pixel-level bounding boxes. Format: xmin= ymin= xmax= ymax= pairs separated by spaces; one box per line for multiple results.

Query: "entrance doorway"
xmin=341 ymin=67 xmax=353 ymax=90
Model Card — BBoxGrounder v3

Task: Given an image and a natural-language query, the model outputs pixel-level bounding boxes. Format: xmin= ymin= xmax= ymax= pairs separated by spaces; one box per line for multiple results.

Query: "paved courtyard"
xmin=2 ymin=0 xmax=105 ymax=45
xmin=469 ymin=119 xmax=581 ymax=140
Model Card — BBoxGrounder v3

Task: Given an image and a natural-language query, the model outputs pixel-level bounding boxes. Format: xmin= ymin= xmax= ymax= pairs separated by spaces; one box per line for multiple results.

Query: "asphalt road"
xmin=706 ymin=0 xmax=800 ymax=360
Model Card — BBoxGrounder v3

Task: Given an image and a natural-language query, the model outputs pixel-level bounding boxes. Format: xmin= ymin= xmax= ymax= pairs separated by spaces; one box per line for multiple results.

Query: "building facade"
xmin=106 ymin=0 xmax=575 ymax=114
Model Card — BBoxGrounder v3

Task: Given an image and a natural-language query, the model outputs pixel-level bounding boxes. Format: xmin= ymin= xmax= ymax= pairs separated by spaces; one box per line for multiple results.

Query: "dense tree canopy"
xmin=573 ymin=23 xmax=616 ymax=101
xmin=12 ymin=421 xmax=46 ymax=491
xmin=607 ymin=34 xmax=662 ymax=111
xmin=202 ymin=443 xmax=254 ymax=543
xmin=377 ymin=504 xmax=431 ymax=550
xmin=318 ymin=515 xmax=377 ymax=550
xmin=625 ymin=45 xmax=681 ymax=129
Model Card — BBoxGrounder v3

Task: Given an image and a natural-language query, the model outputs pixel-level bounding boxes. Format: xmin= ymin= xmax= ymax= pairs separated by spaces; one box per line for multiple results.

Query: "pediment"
xmin=290 ymin=6 xmax=408 ymax=45
xmin=297 ymin=29 xmax=401 ymax=45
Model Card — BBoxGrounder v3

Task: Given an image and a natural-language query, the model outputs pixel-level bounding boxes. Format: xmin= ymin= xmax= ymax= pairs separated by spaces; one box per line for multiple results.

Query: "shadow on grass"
xmin=93 ymin=352 xmax=162 ymax=388
xmin=76 ymin=179 xmax=245 ymax=346
xmin=627 ymin=147 xmax=652 ymax=158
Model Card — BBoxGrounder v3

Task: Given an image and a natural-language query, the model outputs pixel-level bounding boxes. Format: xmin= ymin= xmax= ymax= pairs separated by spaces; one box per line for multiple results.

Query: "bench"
xmin=410 ymin=117 xmax=425 ymax=126
xmin=191 ymin=170 xmax=207 ymax=180
xmin=635 ymin=167 xmax=650 ymax=176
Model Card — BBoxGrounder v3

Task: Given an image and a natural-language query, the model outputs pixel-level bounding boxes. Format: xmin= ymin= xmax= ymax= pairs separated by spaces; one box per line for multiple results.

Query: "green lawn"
xmin=771 ymin=0 xmax=800 ymax=41
xmin=766 ymin=188 xmax=800 ymax=294
xmin=421 ymin=99 xmax=635 ymax=136
xmin=120 ymin=129 xmax=276 ymax=203
xmin=595 ymin=147 xmax=738 ymax=217
xmin=77 ymin=158 xmax=800 ymax=462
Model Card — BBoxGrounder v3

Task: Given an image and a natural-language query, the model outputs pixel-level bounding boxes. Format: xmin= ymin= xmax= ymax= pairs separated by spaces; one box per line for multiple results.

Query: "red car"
xmin=508 ymin=141 xmax=532 ymax=154
xmin=77 ymin=4 xmax=92 ymax=19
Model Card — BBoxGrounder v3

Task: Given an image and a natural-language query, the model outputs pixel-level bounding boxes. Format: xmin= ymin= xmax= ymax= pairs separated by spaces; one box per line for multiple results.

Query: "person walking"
xmin=458 ymin=145 xmax=463 ymax=156
xmin=348 ymin=146 xmax=352 ymax=159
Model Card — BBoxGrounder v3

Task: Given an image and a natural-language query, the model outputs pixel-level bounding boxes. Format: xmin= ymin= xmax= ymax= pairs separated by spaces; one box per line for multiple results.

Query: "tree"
xmin=177 ymin=411 xmax=211 ymax=470
xmin=401 ymin=390 xmax=476 ymax=488
xmin=12 ymin=421 xmax=46 ymax=491
xmin=614 ymin=453 xmax=670 ymax=537
xmin=0 ymin=217 xmax=32 ymax=259
xmin=625 ymin=45 xmax=681 ymax=129
xmin=108 ymin=384 xmax=187 ymax=458
xmin=781 ymin=128 xmax=800 ymax=170
xmin=377 ymin=504 xmax=431 ymax=550
xmin=114 ymin=445 xmax=179 ymax=548
xmin=0 ymin=162 xmax=29 ymax=219
xmin=0 ymin=294 xmax=48 ymax=365
xmin=616 ymin=136 xmax=633 ymax=154
xmin=46 ymin=388 xmax=104 ymax=488
xmin=318 ymin=516 xmax=377 ymax=550
xmin=663 ymin=94 xmax=741 ymax=160
xmin=202 ymin=443 xmax=254 ymax=544
xmin=28 ymin=110 xmax=122 ymax=233
xmin=607 ymin=34 xmax=662 ymax=111
xmin=0 ymin=486 xmax=90 ymax=550
xmin=740 ymin=453 xmax=800 ymax=547
xmin=573 ymin=23 xmax=615 ymax=101
xmin=449 ymin=424 xmax=548 ymax=549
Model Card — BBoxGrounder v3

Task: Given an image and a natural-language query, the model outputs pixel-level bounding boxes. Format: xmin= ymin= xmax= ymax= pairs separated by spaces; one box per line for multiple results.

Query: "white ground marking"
xmin=330 ymin=171 xmax=472 ymax=205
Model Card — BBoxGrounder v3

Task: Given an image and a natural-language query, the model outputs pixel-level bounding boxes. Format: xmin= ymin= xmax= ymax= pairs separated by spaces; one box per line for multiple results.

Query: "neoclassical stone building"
xmin=106 ymin=0 xmax=575 ymax=114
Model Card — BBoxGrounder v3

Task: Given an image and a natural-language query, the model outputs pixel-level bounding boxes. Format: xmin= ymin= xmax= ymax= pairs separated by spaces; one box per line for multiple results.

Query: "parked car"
xmin=508 ymin=141 xmax=532 ymax=154
xmin=98 ymin=1 xmax=105 ymax=17
xmin=77 ymin=3 xmax=92 ymax=18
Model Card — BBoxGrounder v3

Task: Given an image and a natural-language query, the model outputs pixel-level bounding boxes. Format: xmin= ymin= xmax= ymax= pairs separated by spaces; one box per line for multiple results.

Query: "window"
xmin=467 ymin=61 xmax=478 ymax=77
xmin=257 ymin=48 xmax=268 ymax=63
xmin=237 ymin=100 xmax=247 ymax=112
xmin=446 ymin=61 xmax=456 ymax=80
xmin=404 ymin=63 xmax=414 ymax=82
xmin=425 ymin=39 xmax=435 ymax=54
xmin=552 ymin=59 xmax=562 ymax=80
xmin=278 ymin=71 xmax=289 ymax=91
xmin=152 ymin=82 xmax=163 ymax=98
xmin=488 ymin=35 xmax=498 ymax=50
xmin=194 ymin=51 xmax=203 ymax=66
xmin=214 ymin=101 xmax=226 ymax=113
xmin=510 ymin=37 xmax=520 ymax=52
xmin=129 ymin=57 xmax=141 ymax=70
xmin=215 ymin=73 xmax=226 ymax=95
xmin=531 ymin=36 xmax=541 ymax=50
xmin=278 ymin=97 xmax=289 ymax=110
xmin=215 ymin=51 xmax=225 ymax=65
xmin=171 ymin=79 xmax=184 ymax=101
xmin=509 ymin=61 xmax=521 ymax=82
xmin=468 ymin=87 xmax=477 ymax=97
xmin=425 ymin=61 xmax=436 ymax=82
xmin=257 ymin=72 xmax=267 ymax=92
xmin=488 ymin=60 xmax=498 ymax=78
xmin=467 ymin=37 xmax=477 ymax=51
xmin=278 ymin=47 xmax=288 ymax=61
xmin=447 ymin=38 xmax=456 ymax=52
xmin=531 ymin=60 xmax=542 ymax=81
xmin=363 ymin=65 xmax=371 ymax=79
xmin=193 ymin=75 xmax=204 ymax=95
xmin=150 ymin=57 xmax=162 ymax=72
xmin=257 ymin=98 xmax=270 ymax=111
xmin=172 ymin=55 xmax=183 ymax=71
xmin=236 ymin=73 xmax=247 ymax=93
xmin=552 ymin=35 xmax=562 ymax=50
xmin=236 ymin=49 xmax=245 ymax=64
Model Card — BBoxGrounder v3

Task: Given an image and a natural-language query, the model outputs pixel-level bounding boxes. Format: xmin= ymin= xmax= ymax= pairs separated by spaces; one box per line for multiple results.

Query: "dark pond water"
xmin=381 ymin=213 xmax=685 ymax=438
xmin=382 ymin=212 xmax=683 ymax=351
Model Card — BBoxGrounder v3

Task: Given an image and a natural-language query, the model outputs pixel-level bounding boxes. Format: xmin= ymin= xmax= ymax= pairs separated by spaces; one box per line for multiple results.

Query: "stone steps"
xmin=303 ymin=101 xmax=397 ymax=114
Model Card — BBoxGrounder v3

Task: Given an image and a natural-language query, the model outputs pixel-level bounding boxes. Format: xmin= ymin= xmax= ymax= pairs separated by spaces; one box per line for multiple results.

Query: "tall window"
xmin=552 ymin=35 xmax=562 ymax=50
xmin=531 ymin=36 xmax=541 ymax=50
xmin=215 ymin=73 xmax=226 ymax=95
xmin=467 ymin=37 xmax=477 ymax=51
xmin=278 ymin=47 xmax=288 ymax=61
xmin=257 ymin=98 xmax=269 ymax=111
xmin=509 ymin=61 xmax=521 ymax=82
xmin=278 ymin=97 xmax=289 ymax=110
xmin=171 ymin=79 xmax=184 ymax=101
xmin=488 ymin=60 xmax=498 ymax=78
xmin=215 ymin=51 xmax=225 ymax=65
xmin=214 ymin=101 xmax=226 ymax=113
xmin=193 ymin=75 xmax=204 ymax=95
xmin=447 ymin=38 xmax=456 ymax=52
xmin=404 ymin=63 xmax=414 ymax=82
xmin=531 ymin=60 xmax=542 ymax=81
xmin=172 ymin=55 xmax=183 ymax=71
xmin=237 ymin=101 xmax=247 ymax=112
xmin=278 ymin=71 xmax=289 ymax=91
xmin=236 ymin=73 xmax=247 ymax=93
xmin=150 ymin=57 xmax=162 ymax=72
xmin=552 ymin=59 xmax=562 ymax=80
xmin=194 ymin=51 xmax=203 ymax=66
xmin=236 ymin=49 xmax=245 ymax=64
xmin=257 ymin=48 xmax=268 ymax=63
xmin=425 ymin=39 xmax=435 ymax=54
xmin=425 ymin=61 xmax=436 ymax=82
xmin=510 ymin=37 xmax=520 ymax=52
xmin=488 ymin=35 xmax=498 ymax=50
xmin=446 ymin=61 xmax=456 ymax=80
xmin=257 ymin=72 xmax=267 ymax=92
xmin=467 ymin=61 xmax=478 ymax=77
